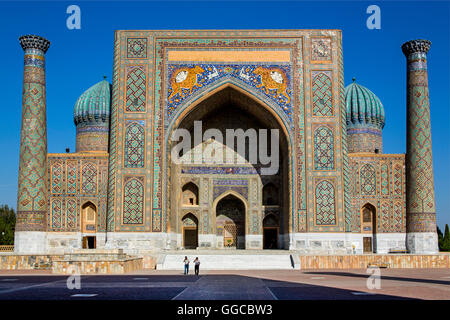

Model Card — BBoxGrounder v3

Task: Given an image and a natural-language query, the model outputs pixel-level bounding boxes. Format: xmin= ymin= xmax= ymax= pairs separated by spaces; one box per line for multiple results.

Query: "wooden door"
xmin=363 ymin=237 xmax=372 ymax=253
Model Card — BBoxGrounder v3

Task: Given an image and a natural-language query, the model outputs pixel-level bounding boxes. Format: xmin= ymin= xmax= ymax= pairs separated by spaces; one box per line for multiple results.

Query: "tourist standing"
xmin=194 ymin=257 xmax=200 ymax=275
xmin=183 ymin=256 xmax=190 ymax=275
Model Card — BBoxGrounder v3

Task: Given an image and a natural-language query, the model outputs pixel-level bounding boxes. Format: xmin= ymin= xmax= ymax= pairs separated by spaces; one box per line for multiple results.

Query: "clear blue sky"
xmin=0 ymin=1 xmax=448 ymax=229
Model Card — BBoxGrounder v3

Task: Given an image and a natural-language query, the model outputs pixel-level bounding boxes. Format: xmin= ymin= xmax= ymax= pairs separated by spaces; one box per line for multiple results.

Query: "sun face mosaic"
xmin=166 ymin=63 xmax=293 ymax=124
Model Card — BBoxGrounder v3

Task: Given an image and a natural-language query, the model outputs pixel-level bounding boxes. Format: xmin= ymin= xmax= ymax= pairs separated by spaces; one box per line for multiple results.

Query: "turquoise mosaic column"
xmin=15 ymin=35 xmax=50 ymax=253
xmin=402 ymin=39 xmax=438 ymax=254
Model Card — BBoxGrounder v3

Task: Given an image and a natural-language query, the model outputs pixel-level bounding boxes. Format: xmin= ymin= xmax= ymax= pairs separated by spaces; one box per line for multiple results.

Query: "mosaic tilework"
xmin=125 ymin=66 xmax=146 ymax=112
xmin=403 ymin=40 xmax=436 ymax=234
xmin=380 ymin=163 xmax=389 ymax=196
xmin=315 ymin=179 xmax=336 ymax=225
xmin=51 ymin=161 xmax=63 ymax=194
xmin=105 ymin=30 xmax=346 ymax=237
xmin=313 ymin=125 xmax=334 ymax=170
xmin=182 ymin=214 xmax=197 ymax=227
xmin=81 ymin=162 xmax=98 ymax=194
xmin=392 ymin=164 xmax=403 ymax=196
xmin=181 ymin=166 xmax=260 ymax=175
xmin=348 ymin=154 xmax=406 ymax=233
xmin=124 ymin=121 xmax=145 ymax=168
xmin=166 ymin=64 xmax=292 ymax=124
xmin=127 ymin=38 xmax=147 ymax=59
xmin=123 ymin=176 xmax=144 ymax=224
xmin=51 ymin=199 xmax=62 ymax=229
xmin=66 ymin=198 xmax=77 ymax=230
xmin=312 ymin=71 xmax=333 ymax=116
xmin=379 ymin=201 xmax=390 ymax=232
xmin=47 ymin=155 xmax=108 ymax=232
xmin=106 ymin=31 xmax=121 ymax=232
xmin=16 ymin=40 xmax=49 ymax=232
xmin=311 ymin=37 xmax=332 ymax=62
xmin=66 ymin=160 xmax=78 ymax=194
xmin=360 ymin=164 xmax=376 ymax=196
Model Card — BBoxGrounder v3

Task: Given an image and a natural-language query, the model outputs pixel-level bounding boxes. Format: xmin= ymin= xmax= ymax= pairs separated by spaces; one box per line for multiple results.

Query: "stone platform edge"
xmin=1 ymin=253 xmax=449 ymax=272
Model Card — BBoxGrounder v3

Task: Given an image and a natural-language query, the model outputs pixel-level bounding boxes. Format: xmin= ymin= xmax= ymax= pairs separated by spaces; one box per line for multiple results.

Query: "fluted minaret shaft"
xmin=15 ymin=35 xmax=50 ymax=252
xmin=402 ymin=39 xmax=438 ymax=254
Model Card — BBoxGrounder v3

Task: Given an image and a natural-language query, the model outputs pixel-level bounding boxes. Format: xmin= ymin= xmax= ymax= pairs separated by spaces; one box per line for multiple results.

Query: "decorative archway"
xmin=182 ymin=213 xmax=198 ymax=249
xmin=165 ymin=81 xmax=294 ymax=246
xmin=213 ymin=191 xmax=248 ymax=249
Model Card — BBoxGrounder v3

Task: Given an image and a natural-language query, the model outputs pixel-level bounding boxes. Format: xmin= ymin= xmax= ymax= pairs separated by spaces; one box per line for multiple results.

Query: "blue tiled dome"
xmin=74 ymin=79 xmax=111 ymax=126
xmin=345 ymin=79 xmax=385 ymax=130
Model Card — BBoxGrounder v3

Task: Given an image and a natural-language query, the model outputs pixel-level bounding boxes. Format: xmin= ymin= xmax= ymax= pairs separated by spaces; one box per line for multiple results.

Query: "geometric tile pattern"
xmin=51 ymin=198 xmax=62 ymax=229
xmin=360 ymin=164 xmax=376 ymax=196
xmin=66 ymin=198 xmax=77 ymax=230
xmin=313 ymin=125 xmax=334 ymax=170
xmin=66 ymin=160 xmax=78 ymax=194
xmin=125 ymin=66 xmax=146 ymax=112
xmin=127 ymin=38 xmax=147 ymax=59
xmin=348 ymin=154 xmax=406 ymax=234
xmin=380 ymin=163 xmax=389 ymax=196
xmin=312 ymin=71 xmax=333 ymax=116
xmin=51 ymin=161 xmax=63 ymax=194
xmin=81 ymin=161 xmax=98 ymax=194
xmin=392 ymin=164 xmax=402 ymax=196
xmin=315 ymin=179 xmax=336 ymax=225
xmin=47 ymin=155 xmax=108 ymax=232
xmin=379 ymin=201 xmax=390 ymax=233
xmin=16 ymin=43 xmax=49 ymax=232
xmin=124 ymin=121 xmax=145 ymax=168
xmin=123 ymin=176 xmax=144 ymax=224
xmin=403 ymin=40 xmax=437 ymax=233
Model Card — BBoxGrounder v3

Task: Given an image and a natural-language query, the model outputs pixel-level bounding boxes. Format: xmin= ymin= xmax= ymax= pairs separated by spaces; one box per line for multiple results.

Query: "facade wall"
xmin=46 ymin=153 xmax=109 ymax=252
xmin=348 ymin=153 xmax=407 ymax=253
xmin=106 ymin=30 xmax=349 ymax=251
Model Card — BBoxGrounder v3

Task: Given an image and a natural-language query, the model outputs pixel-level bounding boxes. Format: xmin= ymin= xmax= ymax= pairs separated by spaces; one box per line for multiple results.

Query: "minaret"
xmin=14 ymin=35 xmax=50 ymax=253
xmin=402 ymin=39 xmax=439 ymax=254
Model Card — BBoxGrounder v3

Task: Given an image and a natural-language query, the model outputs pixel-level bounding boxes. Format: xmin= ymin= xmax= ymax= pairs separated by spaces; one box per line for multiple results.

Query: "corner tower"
xmin=345 ymin=79 xmax=385 ymax=153
xmin=402 ymin=39 xmax=438 ymax=253
xmin=73 ymin=78 xmax=111 ymax=152
xmin=15 ymin=35 xmax=50 ymax=253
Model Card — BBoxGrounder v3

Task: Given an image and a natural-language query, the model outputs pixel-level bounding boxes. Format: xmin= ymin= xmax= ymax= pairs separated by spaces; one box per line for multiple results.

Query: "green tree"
xmin=0 ymin=205 xmax=16 ymax=245
xmin=442 ymin=224 xmax=450 ymax=252
xmin=437 ymin=226 xmax=444 ymax=250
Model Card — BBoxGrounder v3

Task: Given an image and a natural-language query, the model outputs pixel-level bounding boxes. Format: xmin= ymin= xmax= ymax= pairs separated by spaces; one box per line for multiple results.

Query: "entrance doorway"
xmin=263 ymin=214 xmax=279 ymax=249
xmin=216 ymin=194 xmax=246 ymax=249
xmin=361 ymin=203 xmax=376 ymax=253
xmin=363 ymin=237 xmax=372 ymax=253
xmin=82 ymin=236 xmax=96 ymax=249
xmin=182 ymin=213 xmax=198 ymax=249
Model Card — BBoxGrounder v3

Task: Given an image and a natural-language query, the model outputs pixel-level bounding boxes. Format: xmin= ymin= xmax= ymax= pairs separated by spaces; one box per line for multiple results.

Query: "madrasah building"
xmin=14 ymin=30 xmax=439 ymax=255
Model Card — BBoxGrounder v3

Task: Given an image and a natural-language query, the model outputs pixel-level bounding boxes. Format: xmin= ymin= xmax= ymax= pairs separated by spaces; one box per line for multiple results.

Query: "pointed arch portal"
xmin=168 ymin=83 xmax=292 ymax=249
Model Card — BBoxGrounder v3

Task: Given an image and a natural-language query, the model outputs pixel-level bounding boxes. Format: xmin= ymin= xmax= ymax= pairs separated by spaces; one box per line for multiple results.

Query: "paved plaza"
xmin=0 ymin=269 xmax=448 ymax=300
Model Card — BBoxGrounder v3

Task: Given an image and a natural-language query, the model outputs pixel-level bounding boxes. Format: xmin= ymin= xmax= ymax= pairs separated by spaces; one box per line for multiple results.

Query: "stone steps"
xmin=157 ymin=253 xmax=300 ymax=270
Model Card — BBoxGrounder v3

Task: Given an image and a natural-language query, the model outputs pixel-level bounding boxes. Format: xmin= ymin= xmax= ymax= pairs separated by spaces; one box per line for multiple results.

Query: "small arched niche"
xmin=182 ymin=182 xmax=199 ymax=206
xmin=263 ymin=183 xmax=279 ymax=206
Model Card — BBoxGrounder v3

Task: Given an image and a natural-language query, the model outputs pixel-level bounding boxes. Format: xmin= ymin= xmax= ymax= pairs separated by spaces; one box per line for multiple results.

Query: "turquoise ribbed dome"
xmin=345 ymin=79 xmax=385 ymax=130
xmin=74 ymin=79 xmax=111 ymax=126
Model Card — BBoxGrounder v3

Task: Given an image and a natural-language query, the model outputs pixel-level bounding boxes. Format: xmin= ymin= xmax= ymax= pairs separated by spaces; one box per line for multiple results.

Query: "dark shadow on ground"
xmin=302 ymin=271 xmax=450 ymax=286
xmin=0 ymin=274 xmax=417 ymax=300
